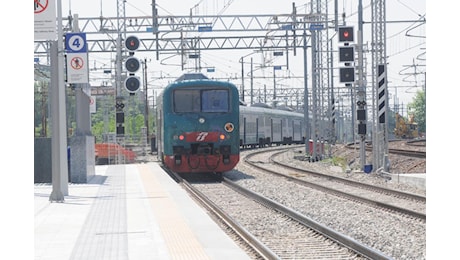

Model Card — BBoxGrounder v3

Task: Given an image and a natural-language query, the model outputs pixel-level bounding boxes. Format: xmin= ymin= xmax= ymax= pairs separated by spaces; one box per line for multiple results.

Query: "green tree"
xmin=407 ymin=90 xmax=426 ymax=134
xmin=89 ymin=93 xmax=154 ymax=143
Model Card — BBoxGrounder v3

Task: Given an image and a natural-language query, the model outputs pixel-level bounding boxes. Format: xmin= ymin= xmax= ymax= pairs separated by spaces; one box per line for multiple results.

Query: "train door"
xmin=270 ymin=118 xmax=273 ymax=144
xmin=256 ymin=116 xmax=266 ymax=147
xmin=272 ymin=118 xmax=282 ymax=143
xmin=293 ymin=119 xmax=301 ymax=142
xmin=258 ymin=114 xmax=270 ymax=146
xmin=280 ymin=118 xmax=284 ymax=144
xmin=255 ymin=117 xmax=259 ymax=144
xmin=262 ymin=115 xmax=269 ymax=146
xmin=283 ymin=118 xmax=291 ymax=144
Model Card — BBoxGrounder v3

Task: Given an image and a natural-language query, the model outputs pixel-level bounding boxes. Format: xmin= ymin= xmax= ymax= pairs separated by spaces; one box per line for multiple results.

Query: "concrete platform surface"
xmin=34 ymin=162 xmax=251 ymax=260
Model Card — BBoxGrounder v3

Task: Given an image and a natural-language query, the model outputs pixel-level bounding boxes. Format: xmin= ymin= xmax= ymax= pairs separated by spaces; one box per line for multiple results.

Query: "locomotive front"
xmin=159 ymin=79 xmax=240 ymax=174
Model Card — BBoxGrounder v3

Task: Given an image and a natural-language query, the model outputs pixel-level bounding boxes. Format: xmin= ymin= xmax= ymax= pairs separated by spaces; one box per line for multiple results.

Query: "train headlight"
xmin=224 ymin=122 xmax=234 ymax=133
xmin=219 ymin=134 xmax=226 ymax=140
xmin=198 ymin=117 xmax=205 ymax=124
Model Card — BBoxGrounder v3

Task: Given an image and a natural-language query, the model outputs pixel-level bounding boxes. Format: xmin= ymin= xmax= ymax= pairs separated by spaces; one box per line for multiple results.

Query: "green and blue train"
xmin=156 ymin=73 xmax=240 ymax=174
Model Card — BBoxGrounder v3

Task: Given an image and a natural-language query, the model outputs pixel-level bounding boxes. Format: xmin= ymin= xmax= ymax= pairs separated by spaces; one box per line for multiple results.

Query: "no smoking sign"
xmin=70 ymin=57 xmax=84 ymax=70
xmin=66 ymin=53 xmax=88 ymax=83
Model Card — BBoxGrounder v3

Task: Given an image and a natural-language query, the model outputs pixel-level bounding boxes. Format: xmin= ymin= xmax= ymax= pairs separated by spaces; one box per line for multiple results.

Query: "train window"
xmin=174 ymin=90 xmax=201 ymax=112
xmin=202 ymin=90 xmax=229 ymax=112
xmin=173 ymin=89 xmax=229 ymax=113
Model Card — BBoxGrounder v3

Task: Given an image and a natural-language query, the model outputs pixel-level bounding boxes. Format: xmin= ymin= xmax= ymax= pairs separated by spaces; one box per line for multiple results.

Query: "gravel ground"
xmin=138 ymin=142 xmax=427 ymax=259
xmin=329 ymin=141 xmax=426 ymax=174
xmin=235 ymin=145 xmax=427 ymax=259
xmin=279 ymin=141 xmax=426 ymax=196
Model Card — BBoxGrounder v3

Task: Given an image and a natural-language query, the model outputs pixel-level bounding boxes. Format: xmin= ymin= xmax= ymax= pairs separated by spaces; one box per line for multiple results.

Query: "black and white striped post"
xmin=331 ymin=98 xmax=336 ymax=125
xmin=378 ymin=64 xmax=386 ymax=124
xmin=376 ymin=63 xmax=389 ymax=171
xmin=331 ymin=97 xmax=336 ymax=144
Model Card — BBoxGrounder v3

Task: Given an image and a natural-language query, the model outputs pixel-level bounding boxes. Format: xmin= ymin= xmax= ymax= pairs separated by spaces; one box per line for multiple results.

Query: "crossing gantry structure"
xmin=34 ymin=0 xmax=388 ymax=163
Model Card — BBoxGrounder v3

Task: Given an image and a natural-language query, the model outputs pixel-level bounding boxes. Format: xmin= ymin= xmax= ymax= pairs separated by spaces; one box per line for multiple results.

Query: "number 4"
xmin=72 ymin=38 xmax=81 ymax=48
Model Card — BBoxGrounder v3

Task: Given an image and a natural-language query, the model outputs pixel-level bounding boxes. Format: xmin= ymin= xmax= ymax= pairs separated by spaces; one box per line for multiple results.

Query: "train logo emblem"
xmin=196 ymin=132 xmax=209 ymax=141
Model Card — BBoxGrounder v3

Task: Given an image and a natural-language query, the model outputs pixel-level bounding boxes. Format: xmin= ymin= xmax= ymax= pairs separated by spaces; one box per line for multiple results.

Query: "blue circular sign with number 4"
xmin=65 ymin=33 xmax=87 ymax=53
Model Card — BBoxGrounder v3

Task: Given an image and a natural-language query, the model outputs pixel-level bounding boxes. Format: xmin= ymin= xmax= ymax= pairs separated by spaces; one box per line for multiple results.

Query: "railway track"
xmin=166 ymin=168 xmax=390 ymax=259
xmin=232 ymin=146 xmax=426 ymax=259
xmin=345 ymin=140 xmax=426 ymax=158
xmin=249 ymin=149 xmax=426 ymax=220
xmin=157 ymin=144 xmax=426 ymax=259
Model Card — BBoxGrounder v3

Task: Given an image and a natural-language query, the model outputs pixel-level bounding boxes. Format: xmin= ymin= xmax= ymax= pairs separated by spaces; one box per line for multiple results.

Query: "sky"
xmin=47 ymin=0 xmax=427 ymax=112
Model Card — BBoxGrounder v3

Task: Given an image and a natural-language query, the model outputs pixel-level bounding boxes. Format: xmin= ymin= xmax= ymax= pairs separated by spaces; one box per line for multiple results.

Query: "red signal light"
xmin=125 ymin=36 xmax=140 ymax=51
xmin=338 ymin=26 xmax=354 ymax=42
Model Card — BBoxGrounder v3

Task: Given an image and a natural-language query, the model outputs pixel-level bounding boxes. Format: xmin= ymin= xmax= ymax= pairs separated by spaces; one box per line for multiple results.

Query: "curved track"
xmin=245 ymin=148 xmax=425 ymax=220
xmin=345 ymin=140 xmax=426 ymax=158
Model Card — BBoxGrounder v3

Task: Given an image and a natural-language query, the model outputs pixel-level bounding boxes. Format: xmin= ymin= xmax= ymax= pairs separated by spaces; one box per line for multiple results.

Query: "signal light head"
xmin=125 ymin=57 xmax=140 ymax=73
xmin=125 ymin=36 xmax=140 ymax=51
xmin=338 ymin=26 xmax=354 ymax=42
xmin=124 ymin=76 xmax=141 ymax=93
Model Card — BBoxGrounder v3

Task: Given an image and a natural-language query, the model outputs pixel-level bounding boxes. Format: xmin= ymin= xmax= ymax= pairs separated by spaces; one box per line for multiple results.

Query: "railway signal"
xmin=339 ymin=46 xmax=354 ymax=62
xmin=338 ymin=27 xmax=355 ymax=84
xmin=116 ymin=97 xmax=125 ymax=136
xmin=339 ymin=67 xmax=355 ymax=83
xmin=124 ymin=36 xmax=141 ymax=94
xmin=338 ymin=26 xmax=354 ymax=42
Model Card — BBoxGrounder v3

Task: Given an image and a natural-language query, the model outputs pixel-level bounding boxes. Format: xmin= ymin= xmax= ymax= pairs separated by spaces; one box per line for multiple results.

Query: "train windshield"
xmin=174 ymin=89 xmax=229 ymax=113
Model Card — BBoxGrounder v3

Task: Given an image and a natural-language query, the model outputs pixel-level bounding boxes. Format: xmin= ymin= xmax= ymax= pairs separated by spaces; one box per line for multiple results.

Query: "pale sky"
xmin=54 ymin=0 xmax=426 ymax=109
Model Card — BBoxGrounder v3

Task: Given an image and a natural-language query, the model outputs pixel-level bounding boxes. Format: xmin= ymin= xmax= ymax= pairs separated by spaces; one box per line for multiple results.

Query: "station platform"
xmin=34 ymin=162 xmax=251 ymax=260
xmin=388 ymin=172 xmax=426 ymax=190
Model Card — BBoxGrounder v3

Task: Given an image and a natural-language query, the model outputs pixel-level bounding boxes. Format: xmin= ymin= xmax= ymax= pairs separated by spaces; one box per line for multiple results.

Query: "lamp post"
xmin=240 ymin=51 xmax=261 ymax=105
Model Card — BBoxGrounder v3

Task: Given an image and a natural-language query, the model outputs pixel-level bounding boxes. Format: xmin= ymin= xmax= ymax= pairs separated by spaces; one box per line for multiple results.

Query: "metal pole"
xmin=250 ymin=57 xmax=254 ymax=105
xmin=358 ymin=0 xmax=367 ymax=170
xmin=50 ymin=0 xmax=69 ymax=201
xmin=241 ymin=56 xmax=245 ymax=101
xmin=303 ymin=20 xmax=310 ymax=154
xmin=144 ymin=58 xmax=149 ymax=138
xmin=273 ymin=68 xmax=276 ymax=103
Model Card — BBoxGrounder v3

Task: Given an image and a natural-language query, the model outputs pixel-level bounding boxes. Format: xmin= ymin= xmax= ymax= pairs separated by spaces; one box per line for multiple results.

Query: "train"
xmin=155 ymin=73 xmax=241 ymax=174
xmin=239 ymin=102 xmax=305 ymax=148
xmin=156 ymin=73 xmax=306 ymax=174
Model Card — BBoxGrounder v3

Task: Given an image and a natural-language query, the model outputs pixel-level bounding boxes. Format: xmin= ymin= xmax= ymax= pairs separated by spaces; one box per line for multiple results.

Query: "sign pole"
xmin=49 ymin=0 xmax=69 ymax=201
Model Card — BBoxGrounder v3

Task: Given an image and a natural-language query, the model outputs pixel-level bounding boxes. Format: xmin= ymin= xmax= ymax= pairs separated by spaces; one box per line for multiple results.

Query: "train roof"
xmin=175 ymin=73 xmax=209 ymax=81
xmin=244 ymin=103 xmax=297 ymax=112
xmin=240 ymin=103 xmax=303 ymax=116
xmin=276 ymin=105 xmax=294 ymax=112
xmin=251 ymin=103 xmax=272 ymax=108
